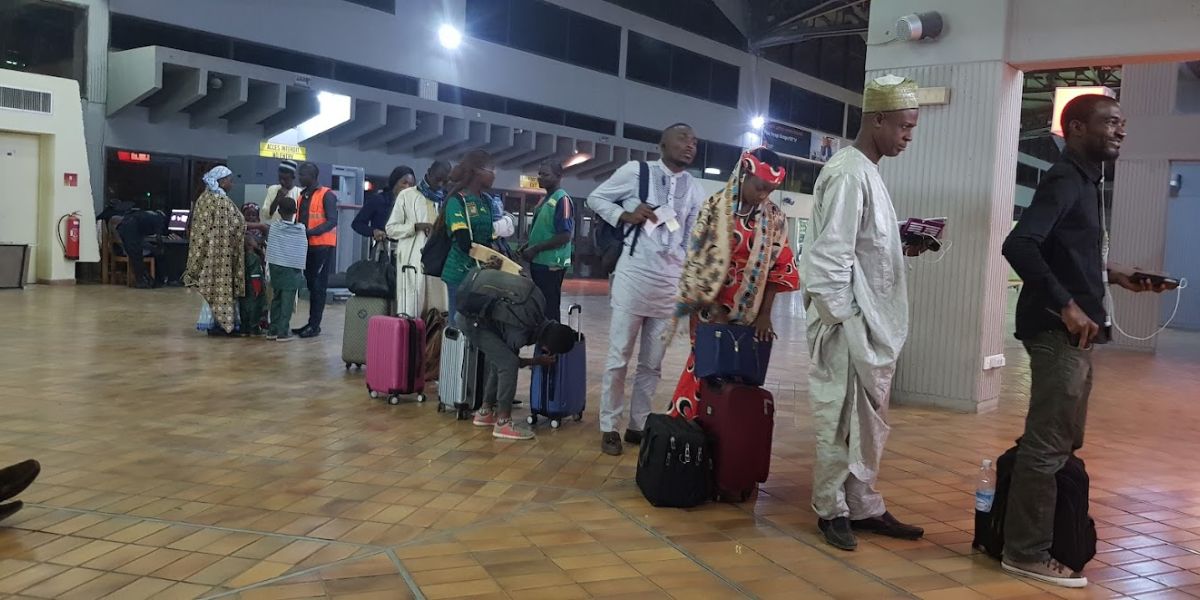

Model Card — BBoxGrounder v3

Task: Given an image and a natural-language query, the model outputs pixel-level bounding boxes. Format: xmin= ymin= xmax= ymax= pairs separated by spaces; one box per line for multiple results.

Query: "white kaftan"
xmin=798 ymin=146 xmax=909 ymax=520
xmin=385 ymin=187 xmax=446 ymax=314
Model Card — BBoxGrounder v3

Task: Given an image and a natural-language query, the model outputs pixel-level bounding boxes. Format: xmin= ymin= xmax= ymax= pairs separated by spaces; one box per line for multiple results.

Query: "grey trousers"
xmin=1003 ymin=330 xmax=1093 ymax=563
xmin=456 ymin=313 xmax=520 ymax=416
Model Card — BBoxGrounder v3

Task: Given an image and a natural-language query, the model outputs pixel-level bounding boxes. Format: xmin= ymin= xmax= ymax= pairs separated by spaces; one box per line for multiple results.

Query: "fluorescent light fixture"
xmin=751 ymin=115 xmax=766 ymax=130
xmin=438 ymin=24 xmax=463 ymax=49
xmin=562 ymin=152 xmax=592 ymax=168
xmin=704 ymin=167 xmax=722 ymax=175
xmin=268 ymin=91 xmax=352 ymax=147
xmin=744 ymin=132 xmax=762 ymax=147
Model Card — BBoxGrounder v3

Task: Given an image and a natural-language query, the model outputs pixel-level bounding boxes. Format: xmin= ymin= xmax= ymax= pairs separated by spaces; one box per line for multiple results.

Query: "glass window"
xmin=626 ymin=32 xmax=739 ymax=107
xmin=762 ymin=36 xmax=867 ymax=93
xmin=0 ymin=0 xmax=87 ymax=92
xmin=846 ymin=106 xmax=862 ymax=138
xmin=333 ymin=63 xmax=418 ymax=95
xmin=768 ymin=79 xmax=845 ymax=136
xmin=344 ymin=0 xmax=395 ymax=13
xmin=601 ymin=0 xmax=746 ymax=49
xmin=623 ymin=123 xmax=661 ymax=144
xmin=465 ymin=0 xmax=620 ymax=75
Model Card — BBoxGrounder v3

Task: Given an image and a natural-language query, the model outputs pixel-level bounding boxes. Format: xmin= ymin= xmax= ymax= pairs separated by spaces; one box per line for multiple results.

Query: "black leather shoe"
xmin=851 ymin=511 xmax=925 ymax=540
xmin=0 ymin=460 xmax=39 ymax=502
xmin=298 ymin=326 xmax=321 ymax=339
xmin=600 ymin=432 xmax=623 ymax=456
xmin=0 ymin=501 xmax=23 ymax=523
xmin=291 ymin=325 xmax=307 ymax=335
xmin=818 ymin=517 xmax=858 ymax=551
xmin=623 ymin=429 xmax=643 ymax=445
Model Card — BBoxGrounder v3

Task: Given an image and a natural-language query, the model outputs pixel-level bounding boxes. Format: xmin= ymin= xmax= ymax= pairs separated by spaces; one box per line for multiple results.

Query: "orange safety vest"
xmin=300 ymin=187 xmax=337 ymax=247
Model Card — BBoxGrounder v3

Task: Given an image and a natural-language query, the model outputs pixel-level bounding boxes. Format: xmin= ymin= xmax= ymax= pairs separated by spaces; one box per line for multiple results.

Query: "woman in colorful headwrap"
xmin=668 ymin=147 xmax=800 ymax=419
xmin=184 ymin=166 xmax=246 ymax=335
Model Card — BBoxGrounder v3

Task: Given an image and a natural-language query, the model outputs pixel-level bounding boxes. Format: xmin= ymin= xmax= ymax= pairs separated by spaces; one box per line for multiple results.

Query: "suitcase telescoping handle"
xmin=567 ymin=304 xmax=582 ymax=333
xmin=398 ymin=264 xmax=418 ymax=317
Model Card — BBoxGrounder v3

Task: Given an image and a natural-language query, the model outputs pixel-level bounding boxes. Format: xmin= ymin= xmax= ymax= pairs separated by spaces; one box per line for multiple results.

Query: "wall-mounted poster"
xmin=810 ymin=135 xmax=840 ymax=163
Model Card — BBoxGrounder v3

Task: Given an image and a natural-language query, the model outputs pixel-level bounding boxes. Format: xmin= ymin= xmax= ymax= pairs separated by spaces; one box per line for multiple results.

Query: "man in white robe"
xmin=799 ymin=75 xmax=929 ymax=551
xmin=386 ymin=161 xmax=450 ymax=313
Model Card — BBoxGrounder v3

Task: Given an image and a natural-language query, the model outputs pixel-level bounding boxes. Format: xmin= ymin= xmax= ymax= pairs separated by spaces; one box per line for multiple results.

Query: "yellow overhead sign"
xmin=519 ymin=174 xmax=541 ymax=190
xmin=258 ymin=141 xmax=306 ymax=161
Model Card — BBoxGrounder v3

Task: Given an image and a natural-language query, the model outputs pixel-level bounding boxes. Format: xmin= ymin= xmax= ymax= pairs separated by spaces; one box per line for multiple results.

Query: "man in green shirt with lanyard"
xmin=520 ymin=160 xmax=575 ymax=322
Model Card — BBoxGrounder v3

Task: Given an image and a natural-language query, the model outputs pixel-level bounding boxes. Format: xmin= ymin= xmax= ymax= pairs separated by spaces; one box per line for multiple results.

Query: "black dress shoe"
xmin=600 ymin=432 xmax=623 ymax=456
xmin=623 ymin=429 xmax=643 ymax=445
xmin=0 ymin=459 xmax=39 ymax=502
xmin=818 ymin=517 xmax=858 ymax=551
xmin=298 ymin=326 xmax=321 ymax=339
xmin=851 ymin=511 xmax=925 ymax=540
xmin=0 ymin=501 xmax=23 ymax=523
xmin=291 ymin=326 xmax=307 ymax=335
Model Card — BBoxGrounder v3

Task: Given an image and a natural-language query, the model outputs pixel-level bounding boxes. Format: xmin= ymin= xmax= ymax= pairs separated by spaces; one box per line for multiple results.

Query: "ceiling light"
xmin=750 ymin=115 xmax=766 ymax=130
xmin=438 ymin=24 xmax=463 ymax=50
xmin=704 ymin=167 xmax=721 ymax=175
xmin=562 ymin=152 xmax=592 ymax=168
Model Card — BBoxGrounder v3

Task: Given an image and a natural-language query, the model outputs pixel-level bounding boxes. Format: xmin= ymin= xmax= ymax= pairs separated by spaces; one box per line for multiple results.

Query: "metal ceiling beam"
xmin=711 ymin=0 xmax=753 ymax=39
xmin=753 ymin=23 xmax=868 ymax=50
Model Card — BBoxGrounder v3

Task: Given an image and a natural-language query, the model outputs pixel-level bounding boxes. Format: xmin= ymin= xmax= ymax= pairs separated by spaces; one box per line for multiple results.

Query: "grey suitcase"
xmin=342 ymin=295 xmax=390 ymax=370
xmin=436 ymin=327 xmax=485 ymax=420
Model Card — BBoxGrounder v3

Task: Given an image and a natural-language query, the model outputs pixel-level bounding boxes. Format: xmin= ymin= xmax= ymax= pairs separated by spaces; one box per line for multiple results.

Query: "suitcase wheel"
xmin=436 ymin=403 xmax=445 ymax=413
xmin=526 ymin=415 xmax=537 ymax=425
xmin=456 ymin=407 xmax=470 ymax=420
xmin=388 ymin=395 xmax=401 ymax=406
xmin=416 ymin=393 xmax=426 ymax=403
xmin=550 ymin=419 xmax=561 ymax=430
xmin=369 ymin=390 xmax=379 ymax=400
xmin=573 ymin=413 xmax=583 ymax=422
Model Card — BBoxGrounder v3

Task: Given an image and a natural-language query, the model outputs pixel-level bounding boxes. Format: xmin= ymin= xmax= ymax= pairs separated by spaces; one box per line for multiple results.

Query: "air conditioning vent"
xmin=0 ymin=86 xmax=52 ymax=114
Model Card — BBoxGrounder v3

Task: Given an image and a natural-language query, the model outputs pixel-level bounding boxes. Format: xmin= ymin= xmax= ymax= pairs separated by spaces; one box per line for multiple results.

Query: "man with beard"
xmin=587 ymin=123 xmax=706 ymax=456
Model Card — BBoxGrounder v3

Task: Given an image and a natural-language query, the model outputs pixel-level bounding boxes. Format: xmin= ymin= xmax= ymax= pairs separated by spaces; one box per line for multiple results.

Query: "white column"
xmin=1108 ymin=63 xmax=1178 ymax=351
xmin=867 ymin=61 xmax=1022 ymax=413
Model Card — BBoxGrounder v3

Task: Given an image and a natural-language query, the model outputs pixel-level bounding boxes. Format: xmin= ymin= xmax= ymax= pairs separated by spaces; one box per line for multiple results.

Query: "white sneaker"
xmin=1002 ymin=558 xmax=1087 ymax=588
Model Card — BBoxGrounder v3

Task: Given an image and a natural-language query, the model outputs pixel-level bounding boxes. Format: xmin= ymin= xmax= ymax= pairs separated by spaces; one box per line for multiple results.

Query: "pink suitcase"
xmin=365 ymin=315 xmax=426 ymax=405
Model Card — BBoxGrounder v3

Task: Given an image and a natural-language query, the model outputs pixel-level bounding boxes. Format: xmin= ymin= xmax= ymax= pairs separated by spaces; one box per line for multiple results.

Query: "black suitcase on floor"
xmin=636 ymin=413 xmax=711 ymax=508
xmin=973 ymin=442 xmax=1097 ymax=572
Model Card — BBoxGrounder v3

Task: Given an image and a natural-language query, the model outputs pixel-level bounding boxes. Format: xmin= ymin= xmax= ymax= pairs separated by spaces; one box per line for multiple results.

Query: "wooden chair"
xmin=100 ymin=218 xmax=155 ymax=286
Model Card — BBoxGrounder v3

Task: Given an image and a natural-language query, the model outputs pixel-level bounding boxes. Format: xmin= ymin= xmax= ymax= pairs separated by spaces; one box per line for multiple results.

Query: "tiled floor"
xmin=0 ymin=282 xmax=1199 ymax=599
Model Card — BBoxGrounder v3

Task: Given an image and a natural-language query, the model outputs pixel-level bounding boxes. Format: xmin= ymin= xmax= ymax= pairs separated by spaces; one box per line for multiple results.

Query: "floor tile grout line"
xmin=384 ymin=547 xmax=428 ymax=600
xmin=196 ymin=547 xmax=392 ymax=600
xmin=597 ymin=491 xmax=920 ymax=600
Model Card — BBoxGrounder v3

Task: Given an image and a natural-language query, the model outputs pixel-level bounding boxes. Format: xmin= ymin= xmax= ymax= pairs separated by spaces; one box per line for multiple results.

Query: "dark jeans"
xmin=304 ymin=245 xmax=336 ymax=328
xmin=1003 ymin=329 xmax=1093 ymax=563
xmin=239 ymin=253 xmax=266 ymax=334
xmin=530 ymin=263 xmax=566 ymax=323
xmin=456 ymin=313 xmax=520 ymax=417
xmin=117 ymin=224 xmax=161 ymax=285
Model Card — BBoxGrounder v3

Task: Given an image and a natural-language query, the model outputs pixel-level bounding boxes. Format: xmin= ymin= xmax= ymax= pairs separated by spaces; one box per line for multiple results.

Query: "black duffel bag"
xmin=346 ymin=247 xmax=394 ymax=299
xmin=636 ymin=413 xmax=712 ymax=508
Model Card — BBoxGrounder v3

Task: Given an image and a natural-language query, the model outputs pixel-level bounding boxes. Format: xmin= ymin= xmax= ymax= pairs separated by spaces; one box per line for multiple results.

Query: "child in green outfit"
xmin=265 ymin=198 xmax=309 ymax=342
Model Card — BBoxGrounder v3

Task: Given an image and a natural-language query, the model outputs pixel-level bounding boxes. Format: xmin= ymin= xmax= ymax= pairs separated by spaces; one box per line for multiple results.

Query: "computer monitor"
xmin=168 ymin=209 xmax=190 ymax=232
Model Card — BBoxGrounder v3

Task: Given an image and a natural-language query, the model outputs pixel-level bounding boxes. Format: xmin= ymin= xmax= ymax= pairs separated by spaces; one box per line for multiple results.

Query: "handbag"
xmin=347 ymin=243 xmax=395 ymax=298
xmin=421 ymin=197 xmax=461 ymax=278
xmin=693 ymin=323 xmax=773 ymax=386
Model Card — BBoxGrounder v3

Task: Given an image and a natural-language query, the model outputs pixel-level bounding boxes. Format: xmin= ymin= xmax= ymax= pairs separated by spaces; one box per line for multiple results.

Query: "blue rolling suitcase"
xmin=528 ymin=304 xmax=586 ymax=429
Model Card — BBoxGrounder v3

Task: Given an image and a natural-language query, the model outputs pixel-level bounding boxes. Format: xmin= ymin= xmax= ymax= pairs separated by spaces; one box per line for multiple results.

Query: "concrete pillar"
xmin=867 ymin=61 xmax=1022 ymax=413
xmin=1108 ymin=62 xmax=1179 ymax=351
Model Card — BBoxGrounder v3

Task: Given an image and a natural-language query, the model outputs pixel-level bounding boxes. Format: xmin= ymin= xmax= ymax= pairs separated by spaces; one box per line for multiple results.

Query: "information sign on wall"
xmin=258 ymin=141 xmax=307 ymax=161
xmin=763 ymin=121 xmax=813 ymax=159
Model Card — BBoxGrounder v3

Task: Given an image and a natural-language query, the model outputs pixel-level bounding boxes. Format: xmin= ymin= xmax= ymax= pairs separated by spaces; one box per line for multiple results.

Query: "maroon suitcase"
xmin=365 ymin=315 xmax=427 ymax=405
xmin=695 ymin=380 xmax=774 ymax=502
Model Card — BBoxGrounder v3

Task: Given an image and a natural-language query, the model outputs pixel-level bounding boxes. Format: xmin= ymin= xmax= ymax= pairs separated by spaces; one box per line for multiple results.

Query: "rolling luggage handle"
xmin=398 ymin=264 xmax=419 ymax=317
xmin=567 ymin=304 xmax=582 ymax=333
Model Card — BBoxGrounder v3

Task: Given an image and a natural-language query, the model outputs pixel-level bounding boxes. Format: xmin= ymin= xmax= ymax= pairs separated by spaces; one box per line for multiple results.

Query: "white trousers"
xmin=599 ymin=311 xmax=671 ymax=433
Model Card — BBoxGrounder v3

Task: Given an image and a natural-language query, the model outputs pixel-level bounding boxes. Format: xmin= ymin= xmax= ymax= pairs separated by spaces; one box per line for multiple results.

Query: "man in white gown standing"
xmin=799 ymin=75 xmax=929 ymax=551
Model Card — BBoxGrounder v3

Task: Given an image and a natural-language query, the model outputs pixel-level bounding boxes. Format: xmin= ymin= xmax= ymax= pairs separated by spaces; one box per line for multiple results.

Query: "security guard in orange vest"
xmin=292 ymin=162 xmax=339 ymax=338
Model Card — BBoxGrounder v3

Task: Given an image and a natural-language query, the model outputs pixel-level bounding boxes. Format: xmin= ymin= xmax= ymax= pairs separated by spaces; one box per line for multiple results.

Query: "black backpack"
xmin=973 ymin=442 xmax=1097 ymax=573
xmin=636 ymin=413 xmax=712 ymax=508
xmin=594 ymin=161 xmax=650 ymax=277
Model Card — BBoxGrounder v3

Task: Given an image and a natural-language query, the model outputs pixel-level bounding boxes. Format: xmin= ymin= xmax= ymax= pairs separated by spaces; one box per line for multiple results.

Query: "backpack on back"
xmin=973 ymin=443 xmax=1097 ymax=573
xmin=594 ymin=161 xmax=650 ymax=277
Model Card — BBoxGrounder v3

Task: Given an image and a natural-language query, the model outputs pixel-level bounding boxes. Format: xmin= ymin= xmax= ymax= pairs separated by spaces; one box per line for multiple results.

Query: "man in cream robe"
xmin=386 ymin=161 xmax=450 ymax=314
xmin=799 ymin=75 xmax=927 ymax=551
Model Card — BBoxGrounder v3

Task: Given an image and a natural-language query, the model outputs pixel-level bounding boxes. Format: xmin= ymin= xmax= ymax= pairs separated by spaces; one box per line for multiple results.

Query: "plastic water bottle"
xmin=975 ymin=459 xmax=996 ymax=512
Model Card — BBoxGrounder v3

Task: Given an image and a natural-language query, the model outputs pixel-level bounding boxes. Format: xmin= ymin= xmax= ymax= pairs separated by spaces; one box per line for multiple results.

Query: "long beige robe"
xmin=798 ymin=146 xmax=909 ymax=520
xmin=385 ymin=186 xmax=447 ymax=315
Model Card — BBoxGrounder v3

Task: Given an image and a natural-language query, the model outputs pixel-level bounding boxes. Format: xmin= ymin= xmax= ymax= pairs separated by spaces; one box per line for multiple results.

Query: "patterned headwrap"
xmin=665 ymin=148 xmax=789 ymax=342
xmin=203 ymin=166 xmax=233 ymax=196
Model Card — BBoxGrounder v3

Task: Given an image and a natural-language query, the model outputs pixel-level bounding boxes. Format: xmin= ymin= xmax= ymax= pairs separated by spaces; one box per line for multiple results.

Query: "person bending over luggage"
xmin=669 ymin=147 xmax=799 ymax=419
xmin=455 ymin=266 xmax=578 ymax=440
xmin=0 ymin=459 xmax=40 ymax=523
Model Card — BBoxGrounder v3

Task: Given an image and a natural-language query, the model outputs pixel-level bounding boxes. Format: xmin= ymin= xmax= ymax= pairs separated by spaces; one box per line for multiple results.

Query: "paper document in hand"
xmin=469 ymin=244 xmax=522 ymax=274
xmin=643 ymin=206 xmax=680 ymax=235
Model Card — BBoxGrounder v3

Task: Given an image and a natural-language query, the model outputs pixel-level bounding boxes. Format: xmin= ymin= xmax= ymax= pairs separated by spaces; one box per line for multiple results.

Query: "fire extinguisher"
xmin=58 ymin=212 xmax=81 ymax=260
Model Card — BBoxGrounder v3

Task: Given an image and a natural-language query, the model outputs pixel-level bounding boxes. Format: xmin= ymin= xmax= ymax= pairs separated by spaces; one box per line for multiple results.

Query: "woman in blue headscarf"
xmin=184 ymin=166 xmax=246 ymax=334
